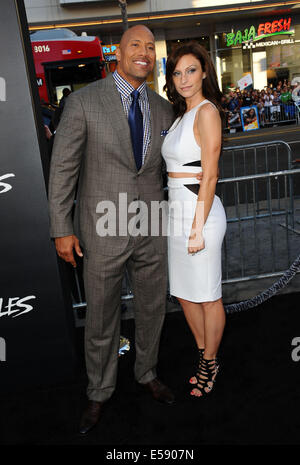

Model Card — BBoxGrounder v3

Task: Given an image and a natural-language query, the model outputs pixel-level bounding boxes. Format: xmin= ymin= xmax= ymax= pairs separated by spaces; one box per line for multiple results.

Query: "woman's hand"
xmin=188 ymin=230 xmax=205 ymax=254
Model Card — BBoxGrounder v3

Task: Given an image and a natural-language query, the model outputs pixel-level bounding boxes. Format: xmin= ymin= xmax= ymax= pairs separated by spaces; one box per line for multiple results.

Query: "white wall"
xmin=253 ymin=51 xmax=268 ymax=90
xmin=148 ymin=0 xmax=266 ymax=11
xmin=24 ymin=0 xmax=270 ymax=24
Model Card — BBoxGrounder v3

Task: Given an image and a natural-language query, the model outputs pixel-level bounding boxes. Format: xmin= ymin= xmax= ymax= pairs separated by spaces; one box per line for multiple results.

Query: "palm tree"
xmin=118 ymin=0 xmax=128 ymax=31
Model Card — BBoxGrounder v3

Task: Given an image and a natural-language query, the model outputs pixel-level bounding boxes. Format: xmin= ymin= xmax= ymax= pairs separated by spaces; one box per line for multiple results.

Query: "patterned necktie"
xmin=128 ymin=90 xmax=143 ymax=171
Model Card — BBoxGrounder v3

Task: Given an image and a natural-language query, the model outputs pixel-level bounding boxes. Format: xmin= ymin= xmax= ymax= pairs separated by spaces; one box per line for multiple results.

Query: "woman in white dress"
xmin=162 ymin=43 xmax=227 ymax=397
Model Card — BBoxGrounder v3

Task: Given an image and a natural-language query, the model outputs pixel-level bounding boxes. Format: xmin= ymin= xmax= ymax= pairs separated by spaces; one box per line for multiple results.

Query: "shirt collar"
xmin=113 ymin=70 xmax=147 ymax=100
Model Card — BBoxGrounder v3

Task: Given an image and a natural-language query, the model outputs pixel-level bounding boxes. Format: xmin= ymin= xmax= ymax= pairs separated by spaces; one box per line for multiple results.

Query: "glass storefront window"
xmin=265 ymin=24 xmax=300 ymax=86
xmin=218 ymin=46 xmax=251 ymax=91
xmin=166 ymin=36 xmax=210 ymax=55
xmin=216 ymin=19 xmax=300 ymax=92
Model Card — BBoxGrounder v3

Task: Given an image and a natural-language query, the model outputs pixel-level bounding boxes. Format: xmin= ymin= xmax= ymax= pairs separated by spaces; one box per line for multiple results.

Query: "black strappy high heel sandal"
xmin=190 ymin=357 xmax=219 ymax=397
xmin=189 ymin=348 xmax=204 ymax=385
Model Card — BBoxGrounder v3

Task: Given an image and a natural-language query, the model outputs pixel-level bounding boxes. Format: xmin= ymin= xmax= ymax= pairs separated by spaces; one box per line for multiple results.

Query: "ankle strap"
xmin=202 ymin=357 xmax=218 ymax=365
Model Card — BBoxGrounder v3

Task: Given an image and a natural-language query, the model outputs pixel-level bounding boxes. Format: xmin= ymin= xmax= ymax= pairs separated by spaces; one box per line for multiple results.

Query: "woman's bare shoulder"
xmin=199 ymin=100 xmax=218 ymax=114
xmin=196 ymin=101 xmax=220 ymax=125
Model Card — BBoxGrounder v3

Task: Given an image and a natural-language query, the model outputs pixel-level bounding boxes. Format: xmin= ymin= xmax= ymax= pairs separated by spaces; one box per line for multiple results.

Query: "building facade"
xmin=25 ymin=0 xmax=300 ymax=95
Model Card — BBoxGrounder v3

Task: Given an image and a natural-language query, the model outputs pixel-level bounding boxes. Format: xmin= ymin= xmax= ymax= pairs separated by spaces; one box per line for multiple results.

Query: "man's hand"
xmin=195 ymin=171 xmax=203 ymax=183
xmin=44 ymin=124 xmax=52 ymax=140
xmin=195 ymin=168 xmax=220 ymax=183
xmin=55 ymin=235 xmax=83 ymax=268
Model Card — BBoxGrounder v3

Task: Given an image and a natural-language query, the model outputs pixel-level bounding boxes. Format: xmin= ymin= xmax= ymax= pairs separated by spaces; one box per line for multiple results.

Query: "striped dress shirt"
xmin=113 ymin=70 xmax=151 ymax=164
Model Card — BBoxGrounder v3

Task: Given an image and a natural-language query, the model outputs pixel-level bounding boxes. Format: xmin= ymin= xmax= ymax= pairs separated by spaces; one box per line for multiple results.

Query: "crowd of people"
xmin=222 ymin=79 xmax=300 ymax=130
xmin=42 ymin=82 xmax=300 ymax=137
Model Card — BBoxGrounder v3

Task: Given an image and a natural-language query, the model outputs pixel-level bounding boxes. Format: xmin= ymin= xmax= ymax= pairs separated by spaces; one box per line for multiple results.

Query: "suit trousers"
xmin=83 ymin=235 xmax=168 ymax=402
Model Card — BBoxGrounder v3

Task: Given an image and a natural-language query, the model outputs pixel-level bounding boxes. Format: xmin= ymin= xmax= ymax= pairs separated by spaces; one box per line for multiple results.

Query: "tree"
xmin=118 ymin=0 xmax=128 ymax=31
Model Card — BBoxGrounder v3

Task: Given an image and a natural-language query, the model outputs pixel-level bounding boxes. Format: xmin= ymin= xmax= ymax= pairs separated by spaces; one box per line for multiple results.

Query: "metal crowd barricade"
xmin=294 ymin=101 xmax=300 ymax=124
xmin=220 ymin=140 xmax=292 ymax=177
xmin=70 ymin=141 xmax=300 ymax=316
xmin=218 ymin=141 xmax=300 ymax=283
xmin=263 ymin=102 xmax=299 ymax=126
xmin=218 ymin=169 xmax=300 ymax=283
xmin=224 ymin=102 xmax=300 ymax=132
xmin=219 ymin=140 xmax=294 ymax=226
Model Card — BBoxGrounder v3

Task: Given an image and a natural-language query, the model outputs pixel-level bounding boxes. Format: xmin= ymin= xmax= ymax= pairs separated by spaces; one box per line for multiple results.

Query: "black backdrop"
xmin=0 ymin=0 xmax=76 ymax=390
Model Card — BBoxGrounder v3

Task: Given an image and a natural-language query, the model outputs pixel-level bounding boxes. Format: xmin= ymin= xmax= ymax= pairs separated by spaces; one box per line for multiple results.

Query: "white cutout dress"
xmin=162 ymin=100 xmax=227 ymax=302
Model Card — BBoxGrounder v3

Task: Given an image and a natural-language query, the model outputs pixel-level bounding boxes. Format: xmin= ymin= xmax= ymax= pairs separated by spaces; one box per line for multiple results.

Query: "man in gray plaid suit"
xmin=48 ymin=25 xmax=175 ymax=434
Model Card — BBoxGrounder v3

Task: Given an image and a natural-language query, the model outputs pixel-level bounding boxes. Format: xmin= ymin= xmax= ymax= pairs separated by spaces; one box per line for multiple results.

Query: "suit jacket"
xmin=48 ymin=73 xmax=174 ymax=256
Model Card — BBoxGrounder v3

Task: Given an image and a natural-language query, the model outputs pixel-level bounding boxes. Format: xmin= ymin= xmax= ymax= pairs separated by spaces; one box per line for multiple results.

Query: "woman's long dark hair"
xmin=163 ymin=42 xmax=223 ymax=119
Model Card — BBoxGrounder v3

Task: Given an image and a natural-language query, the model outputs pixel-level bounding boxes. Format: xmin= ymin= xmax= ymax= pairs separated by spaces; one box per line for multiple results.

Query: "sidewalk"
xmin=3 ymin=291 xmax=300 ymax=445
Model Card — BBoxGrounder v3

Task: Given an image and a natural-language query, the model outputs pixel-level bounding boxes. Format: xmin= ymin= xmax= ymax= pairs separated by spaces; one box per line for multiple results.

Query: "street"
xmin=224 ymin=124 xmax=300 ymax=154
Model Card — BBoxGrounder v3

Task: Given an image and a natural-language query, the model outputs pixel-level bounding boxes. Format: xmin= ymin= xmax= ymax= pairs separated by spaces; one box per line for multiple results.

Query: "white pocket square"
xmin=160 ymin=130 xmax=169 ymax=136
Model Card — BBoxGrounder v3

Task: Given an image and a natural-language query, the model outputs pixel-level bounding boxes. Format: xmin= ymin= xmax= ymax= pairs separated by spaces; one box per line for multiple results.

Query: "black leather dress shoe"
xmin=79 ymin=400 xmax=104 ymax=435
xmin=139 ymin=378 xmax=175 ymax=405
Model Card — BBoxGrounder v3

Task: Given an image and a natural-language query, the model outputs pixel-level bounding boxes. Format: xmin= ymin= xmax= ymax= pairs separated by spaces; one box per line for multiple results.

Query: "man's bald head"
xmin=115 ymin=25 xmax=156 ymax=89
xmin=119 ymin=25 xmax=154 ymax=50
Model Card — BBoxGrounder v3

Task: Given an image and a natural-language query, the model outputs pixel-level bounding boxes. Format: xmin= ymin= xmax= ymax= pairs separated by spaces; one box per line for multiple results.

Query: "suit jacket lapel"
xmin=139 ymin=88 xmax=160 ymax=174
xmin=99 ymin=74 xmax=137 ymax=172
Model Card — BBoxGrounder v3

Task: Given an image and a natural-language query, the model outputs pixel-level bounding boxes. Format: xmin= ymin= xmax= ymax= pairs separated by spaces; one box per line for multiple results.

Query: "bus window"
xmin=31 ymin=28 xmax=106 ymax=103
xmin=44 ymin=58 xmax=102 ymax=104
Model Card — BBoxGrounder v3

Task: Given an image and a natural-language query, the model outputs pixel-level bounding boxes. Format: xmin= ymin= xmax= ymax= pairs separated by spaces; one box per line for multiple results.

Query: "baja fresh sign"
xmin=227 ymin=17 xmax=293 ymax=46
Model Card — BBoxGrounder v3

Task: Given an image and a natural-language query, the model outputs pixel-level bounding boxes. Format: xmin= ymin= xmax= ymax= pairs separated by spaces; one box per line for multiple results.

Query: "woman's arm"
xmin=188 ymin=103 xmax=221 ymax=254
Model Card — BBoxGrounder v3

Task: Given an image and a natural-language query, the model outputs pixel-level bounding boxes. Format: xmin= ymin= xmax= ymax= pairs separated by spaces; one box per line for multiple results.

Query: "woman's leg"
xmin=177 ymin=297 xmax=205 ymax=350
xmin=191 ymin=297 xmax=226 ymax=397
xmin=177 ymin=297 xmax=205 ymax=384
xmin=202 ymin=298 xmax=225 ymax=359
xmin=178 ymin=296 xmax=225 ymax=357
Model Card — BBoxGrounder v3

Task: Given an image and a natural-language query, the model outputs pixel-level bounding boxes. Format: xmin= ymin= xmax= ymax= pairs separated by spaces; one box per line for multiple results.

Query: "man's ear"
xmin=115 ymin=47 xmax=121 ymax=62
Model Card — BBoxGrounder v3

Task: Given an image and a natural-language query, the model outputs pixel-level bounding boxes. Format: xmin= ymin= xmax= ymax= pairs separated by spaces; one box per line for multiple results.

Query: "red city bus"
xmin=30 ymin=28 xmax=106 ymax=104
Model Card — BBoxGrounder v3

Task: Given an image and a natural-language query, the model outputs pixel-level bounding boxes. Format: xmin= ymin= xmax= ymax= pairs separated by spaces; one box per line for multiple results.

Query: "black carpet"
xmin=1 ymin=292 xmax=300 ymax=446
